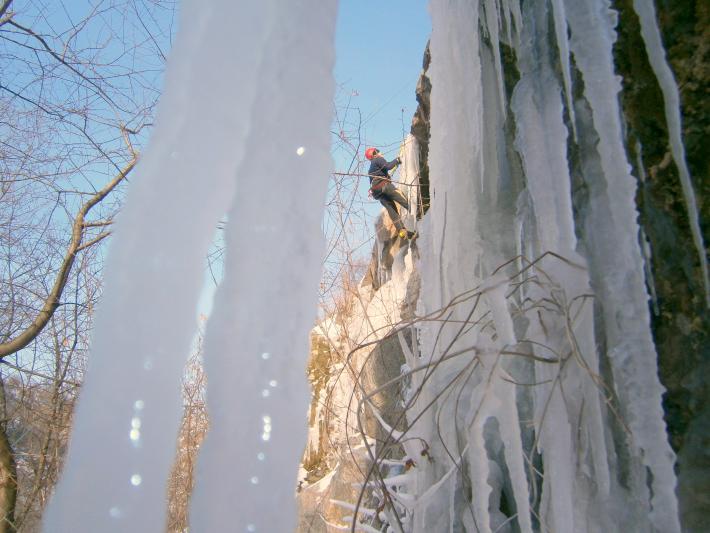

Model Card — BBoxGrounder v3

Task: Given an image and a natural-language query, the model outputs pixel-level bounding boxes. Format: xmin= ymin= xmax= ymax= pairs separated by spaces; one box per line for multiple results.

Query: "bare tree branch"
xmin=7 ymin=19 xmax=122 ymax=112
xmin=0 ymin=158 xmax=137 ymax=359
xmin=75 ymin=231 xmax=111 ymax=253
xmin=0 ymin=0 xmax=13 ymax=27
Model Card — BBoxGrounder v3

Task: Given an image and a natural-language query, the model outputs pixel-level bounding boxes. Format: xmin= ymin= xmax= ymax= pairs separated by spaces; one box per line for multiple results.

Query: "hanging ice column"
xmin=189 ymin=3 xmax=336 ymax=532
xmin=43 ymin=1 xmax=336 ymax=532
xmin=410 ymin=0 xmax=682 ymax=531
xmin=563 ymin=0 xmax=680 ymax=529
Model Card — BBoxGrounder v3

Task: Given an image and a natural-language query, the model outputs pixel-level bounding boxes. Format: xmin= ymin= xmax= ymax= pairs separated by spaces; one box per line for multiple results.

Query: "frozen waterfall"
xmin=42 ymin=1 xmax=336 ymax=531
xmin=413 ymin=0 xmax=682 ymax=530
xmin=301 ymin=0 xmax=687 ymax=532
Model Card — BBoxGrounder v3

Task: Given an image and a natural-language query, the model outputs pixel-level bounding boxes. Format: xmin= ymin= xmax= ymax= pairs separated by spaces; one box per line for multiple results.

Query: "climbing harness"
xmin=369 ymin=178 xmax=389 ymax=195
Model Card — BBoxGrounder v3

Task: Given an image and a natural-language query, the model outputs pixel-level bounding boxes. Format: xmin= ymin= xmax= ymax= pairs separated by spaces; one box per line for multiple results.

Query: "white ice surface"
xmin=43 ymin=1 xmax=336 ymax=532
xmin=188 ymin=3 xmax=337 ymax=531
xmin=408 ymin=0 xmax=680 ymax=531
xmin=565 ymin=0 xmax=680 ymax=529
xmin=43 ymin=1 xmax=274 ymax=530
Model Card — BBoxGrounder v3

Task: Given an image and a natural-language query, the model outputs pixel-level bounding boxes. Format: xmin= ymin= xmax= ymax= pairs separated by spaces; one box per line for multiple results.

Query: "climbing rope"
xmin=331 ymin=171 xmax=421 ymax=188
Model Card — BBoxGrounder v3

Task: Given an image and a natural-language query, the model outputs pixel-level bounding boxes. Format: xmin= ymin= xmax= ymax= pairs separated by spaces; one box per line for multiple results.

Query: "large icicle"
xmin=631 ymin=0 xmax=709 ymax=307
xmin=549 ymin=0 xmax=577 ymax=139
xmin=484 ymin=276 xmax=533 ymax=533
xmin=512 ymin=0 xmax=612 ymax=513
xmin=564 ymin=0 xmax=681 ymax=530
xmin=419 ymin=1 xmax=489 ymax=530
xmin=188 ymin=2 xmax=337 ymax=532
xmin=483 ymin=0 xmax=508 ymax=118
xmin=42 ymin=1 xmax=275 ymax=530
xmin=43 ymin=1 xmax=336 ymax=532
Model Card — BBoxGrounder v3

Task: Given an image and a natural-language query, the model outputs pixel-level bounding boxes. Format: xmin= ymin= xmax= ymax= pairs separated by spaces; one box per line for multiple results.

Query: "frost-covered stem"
xmin=353 ymin=400 xmax=406 ymax=533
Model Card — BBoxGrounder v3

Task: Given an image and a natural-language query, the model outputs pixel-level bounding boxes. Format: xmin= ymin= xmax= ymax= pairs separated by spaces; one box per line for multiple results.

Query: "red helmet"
xmin=365 ymin=147 xmax=379 ymax=160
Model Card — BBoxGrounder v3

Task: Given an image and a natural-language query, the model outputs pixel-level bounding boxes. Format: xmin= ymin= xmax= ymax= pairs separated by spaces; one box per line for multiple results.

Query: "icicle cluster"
xmin=43 ymin=1 xmax=336 ymax=532
xmin=409 ymin=0 xmax=685 ymax=531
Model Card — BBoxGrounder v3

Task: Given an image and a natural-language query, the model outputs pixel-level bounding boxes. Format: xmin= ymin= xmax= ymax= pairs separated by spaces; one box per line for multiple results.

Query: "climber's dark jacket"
xmin=368 ymin=156 xmax=399 ymax=191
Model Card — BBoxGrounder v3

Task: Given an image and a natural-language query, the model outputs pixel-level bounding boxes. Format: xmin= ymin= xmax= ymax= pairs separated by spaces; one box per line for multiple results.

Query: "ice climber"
xmin=365 ymin=147 xmax=413 ymax=239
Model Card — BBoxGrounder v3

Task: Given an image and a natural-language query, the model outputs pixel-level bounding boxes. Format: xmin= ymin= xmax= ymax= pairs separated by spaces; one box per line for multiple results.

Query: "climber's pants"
xmin=375 ymin=183 xmax=409 ymax=232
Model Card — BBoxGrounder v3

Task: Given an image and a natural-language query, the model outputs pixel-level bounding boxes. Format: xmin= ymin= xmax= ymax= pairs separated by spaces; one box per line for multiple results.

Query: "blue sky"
xmin=334 ymin=0 xmax=431 ymax=163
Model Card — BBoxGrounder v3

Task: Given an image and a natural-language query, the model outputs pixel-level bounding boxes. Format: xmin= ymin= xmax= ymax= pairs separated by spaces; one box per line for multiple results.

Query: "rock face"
xmin=299 ymin=1 xmax=708 ymax=530
xmin=410 ymin=42 xmax=431 ymax=216
xmin=297 ymin=145 xmax=422 ymax=532
xmin=296 ymin=246 xmax=419 ymax=531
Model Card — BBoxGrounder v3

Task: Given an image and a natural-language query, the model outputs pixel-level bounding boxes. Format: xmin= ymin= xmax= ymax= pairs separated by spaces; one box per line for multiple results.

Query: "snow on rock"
xmin=298 ymin=139 xmax=422 ymax=532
